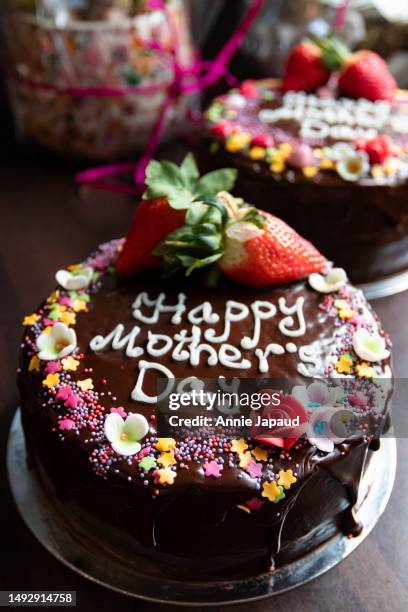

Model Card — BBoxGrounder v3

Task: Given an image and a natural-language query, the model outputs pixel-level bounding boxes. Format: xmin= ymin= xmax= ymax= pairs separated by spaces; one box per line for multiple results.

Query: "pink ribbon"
xmin=75 ymin=0 xmax=265 ymax=194
xmin=333 ymin=0 xmax=349 ymax=32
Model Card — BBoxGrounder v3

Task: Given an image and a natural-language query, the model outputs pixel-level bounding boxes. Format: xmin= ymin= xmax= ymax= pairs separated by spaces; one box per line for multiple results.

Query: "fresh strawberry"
xmin=355 ymin=134 xmax=394 ymax=165
xmin=219 ymin=211 xmax=326 ymax=287
xmin=282 ymin=41 xmax=330 ymax=92
xmin=116 ymin=155 xmax=237 ymax=278
xmin=116 ymin=198 xmax=185 ymax=277
xmin=338 ymin=50 xmax=396 ymax=101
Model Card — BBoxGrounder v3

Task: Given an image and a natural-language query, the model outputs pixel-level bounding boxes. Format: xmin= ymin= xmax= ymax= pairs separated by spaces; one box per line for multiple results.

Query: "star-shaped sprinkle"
xmin=77 ymin=378 xmax=94 ymax=391
xmin=56 ymin=385 xmax=71 ymax=401
xmin=339 ymin=307 xmax=354 ymax=320
xmin=71 ymin=299 xmax=87 ymax=313
xmin=157 ymin=452 xmax=176 ymax=468
xmin=203 ymin=460 xmax=223 ymax=478
xmin=155 ymin=438 xmax=176 ymax=452
xmin=58 ymin=418 xmax=74 ymax=431
xmin=251 ymin=446 xmax=268 ymax=462
xmin=278 ymin=469 xmax=297 ymax=490
xmin=262 ymin=481 xmax=286 ymax=503
xmin=28 ymin=356 xmax=40 ymax=371
xmin=336 ymin=353 xmax=354 ymax=375
xmin=65 ymin=393 xmax=80 ymax=409
xmin=245 ymin=460 xmax=263 ymax=479
xmin=42 ymin=373 xmax=60 ymax=388
xmin=59 ymin=311 xmax=76 ymax=326
xmin=156 ymin=467 xmax=177 ymax=485
xmin=231 ymin=439 xmax=248 ymax=454
xmin=47 ymin=291 xmax=59 ymax=304
xmin=138 ymin=456 xmax=156 ymax=471
xmin=355 ymin=362 xmax=374 ymax=378
xmin=61 ymin=356 xmax=80 ymax=371
xmin=246 ymin=497 xmax=264 ymax=511
xmin=239 ymin=451 xmax=252 ymax=468
xmin=45 ymin=361 xmax=62 ymax=374
xmin=23 ymin=314 xmax=40 ymax=326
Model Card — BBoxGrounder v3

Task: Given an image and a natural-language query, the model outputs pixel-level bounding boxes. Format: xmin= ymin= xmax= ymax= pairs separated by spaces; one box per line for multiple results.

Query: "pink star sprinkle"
xmin=45 ymin=361 xmax=61 ymax=374
xmin=56 ymin=386 xmax=72 ymax=401
xmin=59 ymin=296 xmax=72 ymax=306
xmin=110 ymin=407 xmax=126 ymax=418
xmin=59 ymin=418 xmax=75 ymax=431
xmin=204 ymin=460 xmax=223 ymax=478
xmin=43 ymin=318 xmax=55 ymax=327
xmin=246 ymin=497 xmax=264 ymax=511
xmin=138 ymin=446 xmax=152 ymax=459
xmin=245 ymin=460 xmax=263 ymax=479
xmin=65 ymin=393 xmax=80 ymax=409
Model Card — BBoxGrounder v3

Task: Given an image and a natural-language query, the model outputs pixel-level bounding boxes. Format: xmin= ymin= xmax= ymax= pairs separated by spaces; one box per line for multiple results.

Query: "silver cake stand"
xmin=359 ymin=269 xmax=408 ymax=300
xmin=7 ymin=410 xmax=396 ymax=606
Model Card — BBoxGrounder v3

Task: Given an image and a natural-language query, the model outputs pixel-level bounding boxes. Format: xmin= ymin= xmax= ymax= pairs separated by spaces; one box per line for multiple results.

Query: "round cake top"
xmin=206 ymin=79 xmax=408 ymax=186
xmin=20 ymin=238 xmax=392 ymax=506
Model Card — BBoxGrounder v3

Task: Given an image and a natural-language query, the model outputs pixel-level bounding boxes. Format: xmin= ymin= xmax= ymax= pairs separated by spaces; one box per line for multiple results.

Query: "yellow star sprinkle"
xmin=249 ymin=146 xmax=265 ymax=160
xmin=77 ymin=378 xmax=94 ymax=391
xmin=42 ymin=326 xmax=52 ymax=334
xmin=61 ymin=356 xmax=80 ymax=371
xmin=270 ymin=161 xmax=285 ymax=173
xmin=23 ymin=314 xmax=40 ymax=326
xmin=338 ymin=307 xmax=354 ymax=320
xmin=59 ymin=311 xmax=76 ymax=326
xmin=157 ymin=452 xmax=176 ymax=468
xmin=155 ymin=438 xmax=176 ymax=452
xmin=28 ymin=355 xmax=40 ymax=371
xmin=231 ymin=439 xmax=248 ymax=455
xmin=262 ymin=481 xmax=284 ymax=503
xmin=46 ymin=291 xmax=60 ymax=304
xmin=278 ymin=142 xmax=292 ymax=156
xmin=71 ymin=299 xmax=87 ymax=313
xmin=156 ymin=467 xmax=176 ymax=486
xmin=225 ymin=133 xmax=251 ymax=153
xmin=336 ymin=354 xmax=354 ymax=375
xmin=355 ymin=362 xmax=374 ymax=379
xmin=42 ymin=373 xmax=60 ymax=388
xmin=278 ymin=469 xmax=297 ymax=490
xmin=302 ymin=165 xmax=318 ymax=178
xmin=320 ymin=158 xmax=334 ymax=170
xmin=251 ymin=447 xmax=268 ymax=462
xmin=239 ymin=451 xmax=252 ymax=468
xmin=371 ymin=165 xmax=384 ymax=179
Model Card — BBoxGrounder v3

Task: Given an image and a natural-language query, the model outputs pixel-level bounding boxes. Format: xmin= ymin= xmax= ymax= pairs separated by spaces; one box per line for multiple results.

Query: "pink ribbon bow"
xmin=75 ymin=0 xmax=265 ymax=195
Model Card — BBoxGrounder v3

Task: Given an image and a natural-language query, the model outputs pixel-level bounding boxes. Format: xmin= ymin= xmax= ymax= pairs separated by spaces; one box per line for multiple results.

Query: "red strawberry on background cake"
xmin=282 ymin=41 xmax=331 ymax=92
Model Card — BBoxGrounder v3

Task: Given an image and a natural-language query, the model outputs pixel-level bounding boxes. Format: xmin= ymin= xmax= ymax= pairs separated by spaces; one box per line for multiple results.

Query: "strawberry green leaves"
xmin=153 ymin=195 xmax=266 ymax=280
xmin=143 ymin=154 xmax=237 ymax=210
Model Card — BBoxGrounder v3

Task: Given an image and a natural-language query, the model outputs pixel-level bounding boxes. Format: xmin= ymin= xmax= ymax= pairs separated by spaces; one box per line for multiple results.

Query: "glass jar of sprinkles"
xmin=2 ymin=1 xmax=194 ymax=159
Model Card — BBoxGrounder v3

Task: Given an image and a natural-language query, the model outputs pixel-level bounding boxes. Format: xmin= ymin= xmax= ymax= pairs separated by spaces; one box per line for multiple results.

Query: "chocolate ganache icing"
xmin=205 ymin=79 xmax=408 ymax=283
xmin=18 ymin=237 xmax=392 ymax=579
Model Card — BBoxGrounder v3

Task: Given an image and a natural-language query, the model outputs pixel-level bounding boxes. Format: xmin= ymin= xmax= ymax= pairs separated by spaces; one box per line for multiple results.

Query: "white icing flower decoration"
xmin=36 ymin=322 xmax=77 ymax=361
xmin=329 ymin=142 xmax=356 ymax=161
xmin=292 ymin=381 xmax=339 ymax=410
xmin=104 ymin=412 xmax=149 ymax=456
xmin=336 ymin=150 xmax=369 ymax=182
xmin=55 ymin=266 xmax=93 ymax=290
xmin=309 ymin=268 xmax=347 ymax=293
xmin=305 ymin=407 xmax=350 ymax=453
xmin=352 ymin=328 xmax=390 ymax=363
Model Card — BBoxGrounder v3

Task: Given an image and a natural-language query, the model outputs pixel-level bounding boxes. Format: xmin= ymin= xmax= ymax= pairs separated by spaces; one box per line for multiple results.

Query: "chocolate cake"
xmin=205 ymin=79 xmax=408 ymax=284
xmin=18 ymin=157 xmax=392 ymax=581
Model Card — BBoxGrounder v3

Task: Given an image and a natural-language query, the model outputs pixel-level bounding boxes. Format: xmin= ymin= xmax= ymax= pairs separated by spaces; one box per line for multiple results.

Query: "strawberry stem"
xmin=311 ymin=34 xmax=351 ymax=71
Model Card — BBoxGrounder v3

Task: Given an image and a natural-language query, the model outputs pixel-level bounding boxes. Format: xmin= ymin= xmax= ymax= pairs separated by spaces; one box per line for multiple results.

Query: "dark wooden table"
xmin=1 ymin=126 xmax=407 ymax=612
